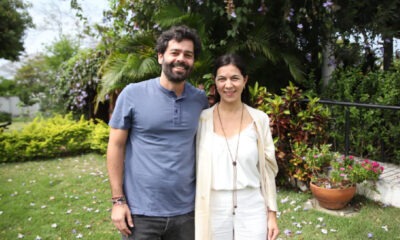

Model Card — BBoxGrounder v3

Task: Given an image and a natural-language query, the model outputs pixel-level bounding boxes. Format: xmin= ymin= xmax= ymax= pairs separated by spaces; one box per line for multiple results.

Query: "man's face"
xmin=158 ymin=39 xmax=195 ymax=83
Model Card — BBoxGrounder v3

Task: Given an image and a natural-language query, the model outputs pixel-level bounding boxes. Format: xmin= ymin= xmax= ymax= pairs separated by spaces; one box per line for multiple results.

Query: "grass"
xmin=2 ymin=117 xmax=32 ymax=132
xmin=0 ymin=154 xmax=117 ymax=239
xmin=1 ymin=154 xmax=400 ymax=240
xmin=276 ymin=190 xmax=400 ymax=239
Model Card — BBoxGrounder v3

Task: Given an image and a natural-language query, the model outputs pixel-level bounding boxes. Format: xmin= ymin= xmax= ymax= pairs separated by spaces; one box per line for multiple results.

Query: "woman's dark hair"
xmin=155 ymin=25 xmax=202 ymax=59
xmin=212 ymin=53 xmax=251 ymax=105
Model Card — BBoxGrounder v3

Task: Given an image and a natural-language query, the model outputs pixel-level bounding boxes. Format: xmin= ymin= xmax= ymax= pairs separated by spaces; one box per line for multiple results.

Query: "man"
xmin=107 ymin=25 xmax=208 ymax=239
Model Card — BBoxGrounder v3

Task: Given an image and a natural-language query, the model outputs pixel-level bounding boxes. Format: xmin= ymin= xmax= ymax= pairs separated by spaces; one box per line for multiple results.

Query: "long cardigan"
xmin=195 ymin=104 xmax=279 ymax=240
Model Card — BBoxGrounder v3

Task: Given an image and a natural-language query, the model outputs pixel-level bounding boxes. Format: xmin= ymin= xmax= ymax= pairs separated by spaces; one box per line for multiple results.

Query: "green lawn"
xmin=2 ymin=117 xmax=31 ymax=132
xmin=276 ymin=189 xmax=400 ymax=239
xmin=0 ymin=154 xmax=117 ymax=239
xmin=1 ymin=154 xmax=399 ymax=239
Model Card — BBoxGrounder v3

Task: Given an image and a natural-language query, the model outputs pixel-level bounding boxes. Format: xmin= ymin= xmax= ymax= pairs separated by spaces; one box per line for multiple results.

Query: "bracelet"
xmin=111 ymin=195 xmax=124 ymax=200
xmin=111 ymin=196 xmax=126 ymax=205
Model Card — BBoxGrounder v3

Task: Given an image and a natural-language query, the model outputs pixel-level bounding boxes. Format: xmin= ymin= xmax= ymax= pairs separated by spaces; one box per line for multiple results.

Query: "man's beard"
xmin=162 ymin=61 xmax=193 ymax=83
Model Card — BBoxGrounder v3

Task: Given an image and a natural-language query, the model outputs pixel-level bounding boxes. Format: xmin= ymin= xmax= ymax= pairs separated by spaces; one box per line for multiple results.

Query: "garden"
xmin=1 ymin=0 xmax=400 ymax=239
xmin=1 ymin=151 xmax=400 ymax=239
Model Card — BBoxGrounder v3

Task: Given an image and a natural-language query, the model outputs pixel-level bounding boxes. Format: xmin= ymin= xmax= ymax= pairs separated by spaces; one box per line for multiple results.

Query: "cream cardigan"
xmin=195 ymin=104 xmax=279 ymax=240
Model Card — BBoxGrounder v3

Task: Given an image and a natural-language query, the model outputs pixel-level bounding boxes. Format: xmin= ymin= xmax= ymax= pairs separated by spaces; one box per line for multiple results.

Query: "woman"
xmin=195 ymin=53 xmax=279 ymax=240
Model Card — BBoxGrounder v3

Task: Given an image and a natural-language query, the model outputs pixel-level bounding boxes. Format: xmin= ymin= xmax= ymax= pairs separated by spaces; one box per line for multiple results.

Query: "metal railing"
xmin=302 ymin=99 xmax=400 ymax=163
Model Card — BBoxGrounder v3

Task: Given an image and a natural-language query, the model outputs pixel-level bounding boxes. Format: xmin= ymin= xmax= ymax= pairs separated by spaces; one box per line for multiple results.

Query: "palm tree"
xmin=96 ymin=0 xmax=307 ymax=111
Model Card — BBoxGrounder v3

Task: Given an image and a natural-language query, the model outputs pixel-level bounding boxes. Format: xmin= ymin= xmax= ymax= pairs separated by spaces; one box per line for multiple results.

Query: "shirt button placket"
xmin=173 ymin=100 xmax=180 ymax=125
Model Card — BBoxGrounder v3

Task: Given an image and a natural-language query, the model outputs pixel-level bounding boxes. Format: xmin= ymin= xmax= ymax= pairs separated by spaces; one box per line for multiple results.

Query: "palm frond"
xmin=154 ymin=5 xmax=188 ymax=28
xmin=281 ymin=53 xmax=306 ymax=83
xmin=96 ymin=30 xmax=160 ymax=105
xmin=228 ymin=24 xmax=305 ymax=82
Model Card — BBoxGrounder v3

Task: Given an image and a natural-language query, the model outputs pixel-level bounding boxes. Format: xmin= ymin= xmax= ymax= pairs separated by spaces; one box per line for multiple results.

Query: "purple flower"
xmin=284 ymin=229 xmax=292 ymax=236
xmin=306 ymin=53 xmax=312 ymax=62
xmin=368 ymin=233 xmax=373 ymax=238
xmin=257 ymin=3 xmax=268 ymax=13
xmin=297 ymin=23 xmax=303 ymax=29
xmin=323 ymin=0 xmax=333 ymax=8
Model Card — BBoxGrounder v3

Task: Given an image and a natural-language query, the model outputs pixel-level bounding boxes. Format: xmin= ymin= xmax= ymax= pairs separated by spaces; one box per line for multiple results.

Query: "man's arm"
xmin=107 ymin=127 xmax=133 ymax=236
xmin=107 ymin=128 xmax=128 ymax=197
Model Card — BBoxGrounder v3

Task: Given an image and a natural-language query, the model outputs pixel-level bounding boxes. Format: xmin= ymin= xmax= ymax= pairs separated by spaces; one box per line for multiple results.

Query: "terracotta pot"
xmin=310 ymin=182 xmax=356 ymax=210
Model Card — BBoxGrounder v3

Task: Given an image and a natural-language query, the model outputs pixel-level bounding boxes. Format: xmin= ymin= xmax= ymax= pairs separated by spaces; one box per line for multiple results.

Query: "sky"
xmin=0 ymin=0 xmax=110 ymax=78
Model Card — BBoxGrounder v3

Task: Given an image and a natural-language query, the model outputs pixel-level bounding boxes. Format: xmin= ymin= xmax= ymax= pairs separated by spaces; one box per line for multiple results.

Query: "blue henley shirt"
xmin=109 ymin=77 xmax=208 ymax=216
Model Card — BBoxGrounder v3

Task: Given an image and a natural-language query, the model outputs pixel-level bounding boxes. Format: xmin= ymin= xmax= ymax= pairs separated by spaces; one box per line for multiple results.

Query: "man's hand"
xmin=111 ymin=204 xmax=134 ymax=236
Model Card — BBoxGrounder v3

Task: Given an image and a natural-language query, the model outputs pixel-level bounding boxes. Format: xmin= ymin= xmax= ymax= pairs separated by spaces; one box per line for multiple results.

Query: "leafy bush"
xmin=322 ymin=63 xmax=400 ymax=164
xmin=55 ymin=49 xmax=106 ymax=119
xmin=0 ymin=114 xmax=109 ymax=162
xmin=0 ymin=111 xmax=11 ymax=123
xmin=89 ymin=120 xmax=110 ymax=155
xmin=250 ymin=82 xmax=331 ymax=187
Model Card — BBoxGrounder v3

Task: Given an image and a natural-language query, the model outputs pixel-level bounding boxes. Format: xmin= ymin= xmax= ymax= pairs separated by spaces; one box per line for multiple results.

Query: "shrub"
xmin=0 ymin=113 xmax=110 ymax=162
xmin=322 ymin=64 xmax=400 ymax=164
xmin=250 ymin=82 xmax=331 ymax=187
xmin=0 ymin=111 xmax=11 ymax=123
xmin=89 ymin=120 xmax=110 ymax=155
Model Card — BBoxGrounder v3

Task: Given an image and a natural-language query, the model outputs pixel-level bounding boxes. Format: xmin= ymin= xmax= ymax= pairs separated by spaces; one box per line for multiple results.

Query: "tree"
xmin=334 ymin=0 xmax=400 ymax=71
xmin=55 ymin=48 xmax=108 ymax=121
xmin=0 ymin=0 xmax=33 ymax=60
xmin=13 ymin=36 xmax=79 ymax=110
xmin=0 ymin=77 xmax=17 ymax=96
xmin=86 ymin=1 xmax=400 ymax=109
xmin=44 ymin=36 xmax=79 ymax=73
xmin=13 ymin=55 xmax=48 ymax=107
xmin=95 ymin=0 xmax=307 ymax=103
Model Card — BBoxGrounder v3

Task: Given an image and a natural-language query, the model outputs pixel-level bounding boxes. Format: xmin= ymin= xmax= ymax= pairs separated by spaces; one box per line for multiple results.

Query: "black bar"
xmin=301 ymin=99 xmax=400 ymax=110
xmin=299 ymin=98 xmax=400 ymax=161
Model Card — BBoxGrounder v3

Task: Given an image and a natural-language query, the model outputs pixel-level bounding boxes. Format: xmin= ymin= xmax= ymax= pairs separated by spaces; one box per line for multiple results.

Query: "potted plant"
xmin=295 ymin=143 xmax=384 ymax=210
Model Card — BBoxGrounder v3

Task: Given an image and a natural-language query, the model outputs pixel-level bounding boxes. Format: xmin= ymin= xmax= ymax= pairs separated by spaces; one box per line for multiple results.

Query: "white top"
xmin=211 ymin=122 xmax=260 ymax=190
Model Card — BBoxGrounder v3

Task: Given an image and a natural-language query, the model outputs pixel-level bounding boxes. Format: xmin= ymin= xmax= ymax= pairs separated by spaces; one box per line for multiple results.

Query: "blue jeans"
xmin=122 ymin=211 xmax=194 ymax=240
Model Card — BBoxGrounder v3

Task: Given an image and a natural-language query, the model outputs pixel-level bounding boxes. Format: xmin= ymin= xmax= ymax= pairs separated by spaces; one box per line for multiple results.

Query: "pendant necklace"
xmin=217 ymin=103 xmax=244 ymax=216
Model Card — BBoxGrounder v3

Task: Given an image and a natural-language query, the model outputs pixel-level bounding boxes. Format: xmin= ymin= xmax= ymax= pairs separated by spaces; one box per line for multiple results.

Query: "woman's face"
xmin=215 ymin=64 xmax=248 ymax=104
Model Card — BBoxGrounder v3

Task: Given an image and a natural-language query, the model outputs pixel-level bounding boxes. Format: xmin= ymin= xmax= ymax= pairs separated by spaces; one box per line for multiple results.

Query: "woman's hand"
xmin=267 ymin=211 xmax=279 ymax=240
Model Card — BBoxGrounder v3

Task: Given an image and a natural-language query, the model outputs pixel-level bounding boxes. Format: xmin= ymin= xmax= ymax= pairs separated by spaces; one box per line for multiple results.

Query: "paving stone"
xmin=304 ymin=199 xmax=358 ymax=217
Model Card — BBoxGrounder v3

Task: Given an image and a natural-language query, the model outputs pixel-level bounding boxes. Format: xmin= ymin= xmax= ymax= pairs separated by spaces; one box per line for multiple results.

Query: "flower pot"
xmin=310 ymin=182 xmax=356 ymax=210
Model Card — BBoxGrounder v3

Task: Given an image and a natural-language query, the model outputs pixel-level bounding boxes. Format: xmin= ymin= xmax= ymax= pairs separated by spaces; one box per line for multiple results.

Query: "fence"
xmin=302 ymin=99 xmax=400 ymax=164
xmin=0 ymin=96 xmax=39 ymax=117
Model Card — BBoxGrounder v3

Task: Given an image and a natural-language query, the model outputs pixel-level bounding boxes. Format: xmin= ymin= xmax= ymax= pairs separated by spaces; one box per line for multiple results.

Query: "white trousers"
xmin=210 ymin=188 xmax=267 ymax=240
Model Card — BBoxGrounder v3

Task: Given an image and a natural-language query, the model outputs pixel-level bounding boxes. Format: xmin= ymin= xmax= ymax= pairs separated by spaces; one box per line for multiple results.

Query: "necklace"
xmin=216 ymin=103 xmax=244 ymax=215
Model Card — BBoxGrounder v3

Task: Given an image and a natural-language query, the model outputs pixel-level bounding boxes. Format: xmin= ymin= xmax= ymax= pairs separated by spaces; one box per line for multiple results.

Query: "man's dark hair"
xmin=156 ymin=25 xmax=202 ymax=59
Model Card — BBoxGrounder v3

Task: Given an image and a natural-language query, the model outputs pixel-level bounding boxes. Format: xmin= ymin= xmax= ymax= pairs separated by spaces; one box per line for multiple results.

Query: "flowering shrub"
xmin=329 ymin=156 xmax=384 ymax=189
xmin=298 ymin=144 xmax=384 ymax=190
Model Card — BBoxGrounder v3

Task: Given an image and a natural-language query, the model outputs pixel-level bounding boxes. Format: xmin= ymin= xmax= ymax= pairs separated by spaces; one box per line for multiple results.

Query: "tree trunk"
xmin=321 ymin=42 xmax=336 ymax=90
xmin=383 ymin=35 xmax=393 ymax=71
